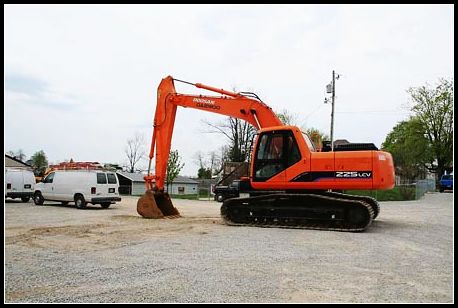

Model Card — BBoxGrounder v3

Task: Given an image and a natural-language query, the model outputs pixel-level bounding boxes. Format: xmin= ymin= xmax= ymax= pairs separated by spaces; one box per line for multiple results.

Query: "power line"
xmin=304 ymin=102 xmax=327 ymax=120
xmin=336 ymin=110 xmax=411 ymax=114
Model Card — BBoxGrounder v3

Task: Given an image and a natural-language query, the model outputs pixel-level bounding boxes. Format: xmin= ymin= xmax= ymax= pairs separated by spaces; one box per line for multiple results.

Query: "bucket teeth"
xmin=137 ymin=190 xmax=180 ymax=219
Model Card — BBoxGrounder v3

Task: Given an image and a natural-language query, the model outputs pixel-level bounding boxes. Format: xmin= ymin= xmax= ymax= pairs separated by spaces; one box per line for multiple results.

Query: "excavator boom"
xmin=138 ymin=76 xmax=282 ymax=219
xmin=146 ymin=76 xmax=282 ymax=191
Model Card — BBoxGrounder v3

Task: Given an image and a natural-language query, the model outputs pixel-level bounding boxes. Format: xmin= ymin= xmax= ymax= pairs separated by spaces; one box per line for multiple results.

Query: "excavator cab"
xmin=252 ymin=128 xmax=302 ymax=183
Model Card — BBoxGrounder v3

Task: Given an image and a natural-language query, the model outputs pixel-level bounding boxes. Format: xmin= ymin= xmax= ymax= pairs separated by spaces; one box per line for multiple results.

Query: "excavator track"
xmin=221 ymin=193 xmax=375 ymax=232
xmin=318 ymin=191 xmax=380 ymax=220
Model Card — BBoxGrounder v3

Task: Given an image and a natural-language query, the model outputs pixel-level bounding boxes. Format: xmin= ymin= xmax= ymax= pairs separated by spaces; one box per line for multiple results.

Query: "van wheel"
xmin=216 ymin=193 xmax=224 ymax=202
xmin=100 ymin=203 xmax=111 ymax=209
xmin=33 ymin=192 xmax=44 ymax=205
xmin=21 ymin=197 xmax=31 ymax=202
xmin=75 ymin=194 xmax=87 ymax=209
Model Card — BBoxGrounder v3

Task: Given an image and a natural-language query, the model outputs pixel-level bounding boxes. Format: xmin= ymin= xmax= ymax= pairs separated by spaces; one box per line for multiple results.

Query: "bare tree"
xmin=125 ymin=132 xmax=146 ymax=173
xmin=193 ymin=150 xmax=224 ymax=178
xmin=208 ymin=150 xmax=221 ymax=175
xmin=202 ymin=118 xmax=256 ymax=163
xmin=276 ymin=108 xmax=300 ymax=126
xmin=194 ymin=151 xmax=211 ymax=179
xmin=7 ymin=149 xmax=26 ymax=162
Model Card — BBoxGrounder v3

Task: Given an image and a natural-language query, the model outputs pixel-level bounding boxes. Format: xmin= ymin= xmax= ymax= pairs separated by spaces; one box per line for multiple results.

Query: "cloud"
xmin=4 ymin=4 xmax=454 ymax=177
xmin=5 ymin=73 xmax=81 ymax=111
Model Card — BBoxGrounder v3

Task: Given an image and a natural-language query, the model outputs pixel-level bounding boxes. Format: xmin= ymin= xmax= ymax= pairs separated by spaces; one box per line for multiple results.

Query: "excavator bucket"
xmin=137 ymin=189 xmax=180 ymax=219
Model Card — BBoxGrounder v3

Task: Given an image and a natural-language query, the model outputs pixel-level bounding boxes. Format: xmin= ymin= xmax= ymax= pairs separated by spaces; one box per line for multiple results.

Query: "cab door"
xmin=41 ymin=172 xmax=56 ymax=200
xmin=96 ymin=173 xmax=108 ymax=197
xmin=253 ymin=129 xmax=307 ymax=189
xmin=106 ymin=173 xmax=119 ymax=197
xmin=252 ymin=132 xmax=286 ymax=186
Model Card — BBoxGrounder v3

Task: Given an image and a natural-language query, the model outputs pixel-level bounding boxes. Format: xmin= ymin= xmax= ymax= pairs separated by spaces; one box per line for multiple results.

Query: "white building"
xmin=165 ymin=175 xmax=199 ymax=195
xmin=116 ymin=172 xmax=198 ymax=196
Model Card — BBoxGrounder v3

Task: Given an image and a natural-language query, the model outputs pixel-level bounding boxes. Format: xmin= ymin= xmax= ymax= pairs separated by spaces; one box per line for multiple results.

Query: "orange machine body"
xmin=250 ymin=126 xmax=394 ymax=191
xmin=145 ymin=76 xmax=394 ymax=193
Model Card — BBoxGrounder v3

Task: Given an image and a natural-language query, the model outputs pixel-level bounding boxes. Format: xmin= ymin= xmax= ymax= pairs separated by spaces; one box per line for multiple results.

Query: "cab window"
xmin=301 ymin=132 xmax=316 ymax=152
xmin=253 ymin=131 xmax=301 ymax=181
xmin=44 ymin=172 xmax=55 ymax=183
xmin=286 ymin=135 xmax=301 ymax=167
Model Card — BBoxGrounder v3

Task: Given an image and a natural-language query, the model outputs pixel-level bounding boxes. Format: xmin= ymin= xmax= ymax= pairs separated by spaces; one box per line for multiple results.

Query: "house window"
xmin=178 ymin=186 xmax=185 ymax=194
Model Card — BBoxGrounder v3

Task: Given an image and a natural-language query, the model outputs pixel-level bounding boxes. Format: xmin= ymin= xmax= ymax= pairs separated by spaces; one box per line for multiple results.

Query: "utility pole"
xmin=330 ymin=70 xmax=336 ymax=151
xmin=325 ymin=70 xmax=339 ymax=151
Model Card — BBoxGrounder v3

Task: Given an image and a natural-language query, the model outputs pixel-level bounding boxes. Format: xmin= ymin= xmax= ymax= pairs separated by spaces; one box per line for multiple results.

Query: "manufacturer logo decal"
xmin=336 ymin=171 xmax=372 ymax=178
xmin=193 ymin=98 xmax=220 ymax=110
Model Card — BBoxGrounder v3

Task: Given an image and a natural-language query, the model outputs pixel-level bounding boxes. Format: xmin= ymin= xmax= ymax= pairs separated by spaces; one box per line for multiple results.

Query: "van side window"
xmin=107 ymin=173 xmax=117 ymax=184
xmin=97 ymin=173 xmax=107 ymax=184
xmin=44 ymin=172 xmax=55 ymax=183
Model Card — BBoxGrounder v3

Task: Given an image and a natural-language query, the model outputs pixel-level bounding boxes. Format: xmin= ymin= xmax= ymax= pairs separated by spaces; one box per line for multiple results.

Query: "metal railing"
xmin=414 ymin=179 xmax=436 ymax=200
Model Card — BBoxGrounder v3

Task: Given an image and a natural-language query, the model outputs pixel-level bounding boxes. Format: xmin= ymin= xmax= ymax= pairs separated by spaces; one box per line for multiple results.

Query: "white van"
xmin=33 ymin=170 xmax=121 ymax=209
xmin=5 ymin=168 xmax=36 ymax=202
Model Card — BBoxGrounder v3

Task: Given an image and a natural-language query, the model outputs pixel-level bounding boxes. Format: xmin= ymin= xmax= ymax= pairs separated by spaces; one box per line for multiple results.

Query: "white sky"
xmin=4 ymin=4 xmax=454 ymax=177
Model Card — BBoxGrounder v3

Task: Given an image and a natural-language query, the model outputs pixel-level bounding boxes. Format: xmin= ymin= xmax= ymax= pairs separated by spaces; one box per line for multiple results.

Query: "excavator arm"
xmin=146 ymin=76 xmax=283 ymax=191
xmin=137 ymin=76 xmax=283 ymax=219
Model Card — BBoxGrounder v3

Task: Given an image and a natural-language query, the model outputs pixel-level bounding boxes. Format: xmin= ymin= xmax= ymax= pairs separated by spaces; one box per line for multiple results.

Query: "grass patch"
xmin=198 ymin=188 xmax=211 ymax=198
xmin=344 ymin=186 xmax=416 ymax=201
xmin=169 ymin=194 xmax=199 ymax=200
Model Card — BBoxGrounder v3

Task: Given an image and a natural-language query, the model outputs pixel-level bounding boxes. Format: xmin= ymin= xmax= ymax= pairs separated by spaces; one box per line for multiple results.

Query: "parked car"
xmin=213 ymin=180 xmax=241 ymax=202
xmin=33 ymin=170 xmax=121 ymax=208
xmin=439 ymin=173 xmax=453 ymax=192
xmin=5 ymin=168 xmax=36 ymax=202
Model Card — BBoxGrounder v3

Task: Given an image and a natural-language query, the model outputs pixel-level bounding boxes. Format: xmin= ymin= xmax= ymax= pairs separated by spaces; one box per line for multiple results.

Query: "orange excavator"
xmin=137 ymin=76 xmax=395 ymax=231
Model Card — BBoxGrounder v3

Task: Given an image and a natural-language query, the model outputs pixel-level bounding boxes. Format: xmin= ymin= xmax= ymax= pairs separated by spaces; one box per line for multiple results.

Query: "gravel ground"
xmin=4 ymin=192 xmax=454 ymax=303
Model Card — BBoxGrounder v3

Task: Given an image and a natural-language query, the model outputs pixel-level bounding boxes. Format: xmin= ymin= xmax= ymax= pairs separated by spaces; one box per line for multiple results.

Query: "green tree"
xmin=166 ymin=150 xmax=185 ymax=192
xmin=194 ymin=150 xmax=221 ymax=179
xmin=382 ymin=117 xmax=433 ymax=182
xmin=305 ymin=127 xmax=329 ymax=150
xmin=31 ymin=150 xmax=48 ymax=177
xmin=197 ymin=167 xmax=212 ymax=179
xmin=407 ymin=78 xmax=453 ymax=181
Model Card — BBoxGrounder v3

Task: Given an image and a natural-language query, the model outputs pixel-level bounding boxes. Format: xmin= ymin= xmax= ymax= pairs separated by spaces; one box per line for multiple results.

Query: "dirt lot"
xmin=4 ymin=192 xmax=454 ymax=303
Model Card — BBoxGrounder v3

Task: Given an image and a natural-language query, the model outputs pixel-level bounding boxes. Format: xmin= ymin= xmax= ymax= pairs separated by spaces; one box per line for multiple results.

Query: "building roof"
xmin=116 ymin=171 xmax=147 ymax=182
xmin=174 ymin=175 xmax=199 ymax=184
xmin=116 ymin=172 xmax=198 ymax=184
xmin=5 ymin=154 xmax=33 ymax=168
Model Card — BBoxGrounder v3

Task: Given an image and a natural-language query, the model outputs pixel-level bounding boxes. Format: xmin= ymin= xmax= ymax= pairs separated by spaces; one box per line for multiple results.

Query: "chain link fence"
xmin=369 ymin=178 xmax=437 ymax=201
xmin=414 ymin=178 xmax=436 ymax=200
xmin=297 ymin=175 xmax=442 ymax=202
